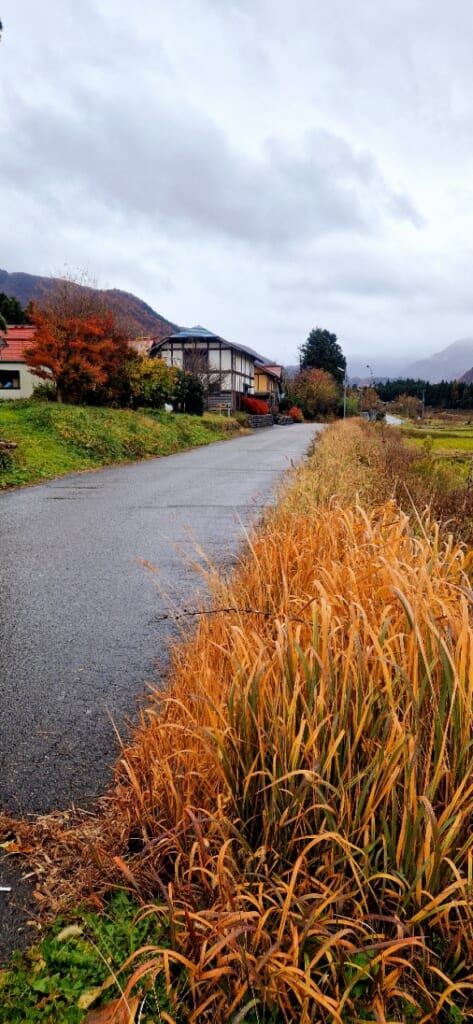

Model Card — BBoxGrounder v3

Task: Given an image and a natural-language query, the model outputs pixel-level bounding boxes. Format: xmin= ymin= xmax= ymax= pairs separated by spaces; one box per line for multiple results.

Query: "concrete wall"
xmin=0 ymin=362 xmax=42 ymax=400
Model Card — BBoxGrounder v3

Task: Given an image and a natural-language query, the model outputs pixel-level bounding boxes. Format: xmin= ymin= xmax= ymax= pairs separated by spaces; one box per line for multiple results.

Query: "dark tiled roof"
xmin=151 ymin=326 xmax=268 ymax=363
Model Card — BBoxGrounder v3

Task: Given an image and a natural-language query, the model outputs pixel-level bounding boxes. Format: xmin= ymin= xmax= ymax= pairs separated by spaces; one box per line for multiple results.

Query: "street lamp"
xmin=337 ymin=365 xmax=347 ymax=418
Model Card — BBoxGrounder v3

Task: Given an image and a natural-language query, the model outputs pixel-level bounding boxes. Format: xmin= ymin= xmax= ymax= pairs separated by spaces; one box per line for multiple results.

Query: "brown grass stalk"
xmin=103 ymin=424 xmax=473 ymax=1020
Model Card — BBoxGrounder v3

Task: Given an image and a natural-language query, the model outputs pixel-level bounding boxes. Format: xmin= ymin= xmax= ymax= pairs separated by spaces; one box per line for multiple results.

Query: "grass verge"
xmin=0 ymin=401 xmax=246 ymax=489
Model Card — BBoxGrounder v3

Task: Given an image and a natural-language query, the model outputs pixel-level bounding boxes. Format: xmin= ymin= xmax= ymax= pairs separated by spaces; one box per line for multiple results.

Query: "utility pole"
xmin=366 ymin=364 xmax=376 ymax=419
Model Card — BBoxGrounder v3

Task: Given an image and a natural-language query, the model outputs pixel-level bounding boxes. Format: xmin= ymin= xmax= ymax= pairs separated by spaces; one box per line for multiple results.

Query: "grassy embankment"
xmin=0 ymin=400 xmax=245 ymax=489
xmin=3 ymin=419 xmax=473 ymax=1022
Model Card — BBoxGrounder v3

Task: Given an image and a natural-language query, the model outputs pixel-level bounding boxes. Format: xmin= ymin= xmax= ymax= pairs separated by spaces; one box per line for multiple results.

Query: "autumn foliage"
xmin=288 ymin=366 xmax=338 ymax=418
xmin=25 ymin=306 xmax=130 ymax=404
xmin=288 ymin=405 xmax=303 ymax=421
xmin=241 ymin=395 xmax=270 ymax=414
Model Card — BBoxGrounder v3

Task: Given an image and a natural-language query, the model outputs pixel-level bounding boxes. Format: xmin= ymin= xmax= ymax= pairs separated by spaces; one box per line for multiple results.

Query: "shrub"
xmin=287 ymin=367 xmax=338 ymax=418
xmin=233 ymin=410 xmax=250 ymax=427
xmin=127 ymin=356 xmax=177 ymax=409
xmin=0 ymin=442 xmax=16 ymax=471
xmin=288 ymin=405 xmax=303 ymax=421
xmin=241 ymin=396 xmax=270 ymax=414
xmin=173 ymin=369 xmax=205 ymax=416
xmin=32 ymin=381 xmax=57 ymax=402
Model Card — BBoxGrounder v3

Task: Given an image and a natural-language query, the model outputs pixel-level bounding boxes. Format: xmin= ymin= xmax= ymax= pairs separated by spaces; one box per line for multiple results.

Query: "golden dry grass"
xmin=98 ymin=423 xmax=473 ymax=1021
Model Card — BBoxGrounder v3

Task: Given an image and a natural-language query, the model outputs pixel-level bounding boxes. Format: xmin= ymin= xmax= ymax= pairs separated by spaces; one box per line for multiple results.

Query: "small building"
xmin=0 ymin=325 xmax=41 ymax=399
xmin=254 ymin=363 xmax=283 ymax=410
xmin=150 ymin=326 xmax=275 ymax=411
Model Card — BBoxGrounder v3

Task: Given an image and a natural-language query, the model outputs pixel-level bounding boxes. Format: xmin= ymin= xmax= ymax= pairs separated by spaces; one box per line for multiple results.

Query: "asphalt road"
xmin=0 ymin=423 xmax=321 ymax=818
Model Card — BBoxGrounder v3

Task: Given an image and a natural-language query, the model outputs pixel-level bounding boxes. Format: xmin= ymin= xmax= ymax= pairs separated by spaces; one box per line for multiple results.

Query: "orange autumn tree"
xmin=24 ymin=276 xmax=131 ymax=403
xmin=289 ymin=366 xmax=338 ymax=418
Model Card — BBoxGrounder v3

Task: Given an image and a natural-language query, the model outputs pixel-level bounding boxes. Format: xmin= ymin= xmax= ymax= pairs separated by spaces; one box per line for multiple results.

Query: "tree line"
xmin=376 ymin=378 xmax=473 ymax=409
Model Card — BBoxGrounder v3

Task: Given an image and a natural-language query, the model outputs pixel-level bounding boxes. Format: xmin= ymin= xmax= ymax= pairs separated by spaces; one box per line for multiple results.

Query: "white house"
xmin=150 ymin=326 xmax=277 ymax=411
xmin=0 ymin=325 xmax=41 ymax=399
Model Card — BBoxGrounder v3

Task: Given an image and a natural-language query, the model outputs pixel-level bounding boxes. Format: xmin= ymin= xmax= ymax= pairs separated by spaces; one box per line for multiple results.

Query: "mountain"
xmin=347 ymin=355 xmax=408 ymax=379
xmin=0 ymin=269 xmax=178 ymax=340
xmin=403 ymin=338 xmax=473 ymax=383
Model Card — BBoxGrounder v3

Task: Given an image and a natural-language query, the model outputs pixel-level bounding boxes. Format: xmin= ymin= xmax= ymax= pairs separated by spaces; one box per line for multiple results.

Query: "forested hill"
xmin=0 ymin=269 xmax=179 ymax=340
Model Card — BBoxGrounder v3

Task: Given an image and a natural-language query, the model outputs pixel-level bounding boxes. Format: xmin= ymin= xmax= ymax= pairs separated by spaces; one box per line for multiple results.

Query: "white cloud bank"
xmin=1 ymin=0 xmax=473 ymax=373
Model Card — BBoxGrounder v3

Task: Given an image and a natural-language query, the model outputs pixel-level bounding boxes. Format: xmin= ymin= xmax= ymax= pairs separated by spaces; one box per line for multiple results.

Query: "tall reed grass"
xmin=108 ymin=423 xmax=473 ymax=1022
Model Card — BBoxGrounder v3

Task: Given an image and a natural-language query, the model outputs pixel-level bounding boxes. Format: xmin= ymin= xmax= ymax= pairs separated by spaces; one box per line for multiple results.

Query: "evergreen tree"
xmin=300 ymin=327 xmax=346 ymax=384
xmin=174 ymin=369 xmax=205 ymax=415
xmin=0 ymin=293 xmax=30 ymax=325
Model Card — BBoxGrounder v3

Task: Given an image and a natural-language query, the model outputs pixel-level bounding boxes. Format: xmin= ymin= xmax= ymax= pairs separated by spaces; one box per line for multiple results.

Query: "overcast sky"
xmin=1 ymin=1 xmax=473 ymax=374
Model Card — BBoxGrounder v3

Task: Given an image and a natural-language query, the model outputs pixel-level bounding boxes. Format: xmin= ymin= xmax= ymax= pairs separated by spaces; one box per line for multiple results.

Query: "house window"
xmin=0 ymin=369 xmax=20 ymax=390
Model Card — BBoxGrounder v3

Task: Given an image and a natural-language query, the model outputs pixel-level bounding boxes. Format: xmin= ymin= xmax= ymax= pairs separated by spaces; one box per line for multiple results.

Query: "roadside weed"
xmin=0 ymin=891 xmax=175 ymax=1023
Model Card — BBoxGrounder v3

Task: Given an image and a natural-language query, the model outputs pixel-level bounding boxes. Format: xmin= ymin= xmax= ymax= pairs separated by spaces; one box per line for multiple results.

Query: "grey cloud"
xmin=2 ymin=74 xmax=422 ymax=249
xmin=386 ymin=192 xmax=425 ymax=228
xmin=271 ymin=260 xmax=434 ymax=304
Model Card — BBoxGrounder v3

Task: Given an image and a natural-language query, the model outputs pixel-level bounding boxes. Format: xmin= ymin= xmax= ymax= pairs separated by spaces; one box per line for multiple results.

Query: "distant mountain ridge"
xmin=404 ymin=338 xmax=473 ymax=383
xmin=0 ymin=269 xmax=179 ymax=341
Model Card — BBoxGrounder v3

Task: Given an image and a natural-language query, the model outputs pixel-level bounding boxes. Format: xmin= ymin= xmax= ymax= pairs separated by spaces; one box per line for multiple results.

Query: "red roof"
xmin=0 ymin=325 xmax=35 ymax=362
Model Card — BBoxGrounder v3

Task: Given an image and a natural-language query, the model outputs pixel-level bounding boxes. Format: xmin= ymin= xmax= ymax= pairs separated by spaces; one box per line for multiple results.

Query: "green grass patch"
xmin=401 ymin=422 xmax=473 ymax=484
xmin=0 ymin=891 xmax=177 ymax=1023
xmin=0 ymin=401 xmax=244 ymax=490
xmin=402 ymin=423 xmax=473 ymax=449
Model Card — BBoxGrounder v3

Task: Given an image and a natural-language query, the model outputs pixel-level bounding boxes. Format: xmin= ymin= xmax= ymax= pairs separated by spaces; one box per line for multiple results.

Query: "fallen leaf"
xmin=56 ymin=924 xmax=84 ymax=942
xmin=77 ymin=971 xmax=117 ymax=1011
xmin=78 ymin=987 xmax=105 ymax=1011
xmin=0 ymin=840 xmax=35 ymax=853
xmin=82 ymin=994 xmax=141 ymax=1024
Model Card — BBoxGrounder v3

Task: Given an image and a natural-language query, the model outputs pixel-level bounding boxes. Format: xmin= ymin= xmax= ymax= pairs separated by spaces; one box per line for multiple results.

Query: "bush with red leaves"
xmin=241 ymin=396 xmax=271 ymax=414
xmin=288 ymin=406 xmax=304 ymax=422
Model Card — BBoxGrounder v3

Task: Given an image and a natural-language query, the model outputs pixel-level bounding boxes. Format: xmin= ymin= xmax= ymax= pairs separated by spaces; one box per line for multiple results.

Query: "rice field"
xmin=401 ymin=421 xmax=473 ymax=484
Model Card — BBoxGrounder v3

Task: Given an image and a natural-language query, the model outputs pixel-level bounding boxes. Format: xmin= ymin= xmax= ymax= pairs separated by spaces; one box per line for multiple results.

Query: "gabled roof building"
xmin=0 ymin=325 xmax=40 ymax=398
xmin=150 ymin=326 xmax=281 ymax=411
